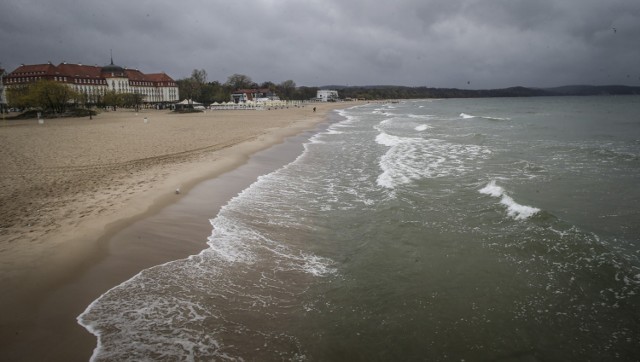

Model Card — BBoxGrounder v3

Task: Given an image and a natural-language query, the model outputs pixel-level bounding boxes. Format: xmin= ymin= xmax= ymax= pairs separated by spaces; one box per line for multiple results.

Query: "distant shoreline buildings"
xmin=2 ymin=58 xmax=179 ymax=107
xmin=316 ymin=89 xmax=339 ymax=102
xmin=230 ymin=88 xmax=280 ymax=104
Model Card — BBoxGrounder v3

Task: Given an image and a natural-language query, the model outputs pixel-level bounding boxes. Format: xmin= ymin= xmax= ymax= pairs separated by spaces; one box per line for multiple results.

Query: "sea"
xmin=78 ymin=96 xmax=640 ymax=361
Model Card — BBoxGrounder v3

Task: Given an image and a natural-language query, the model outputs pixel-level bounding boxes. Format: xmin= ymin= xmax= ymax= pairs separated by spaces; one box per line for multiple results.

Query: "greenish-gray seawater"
xmin=80 ymin=96 xmax=640 ymax=361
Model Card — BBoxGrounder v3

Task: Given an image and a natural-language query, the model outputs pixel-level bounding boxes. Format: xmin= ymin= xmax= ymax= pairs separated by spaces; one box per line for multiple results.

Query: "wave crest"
xmin=479 ymin=181 xmax=540 ymax=220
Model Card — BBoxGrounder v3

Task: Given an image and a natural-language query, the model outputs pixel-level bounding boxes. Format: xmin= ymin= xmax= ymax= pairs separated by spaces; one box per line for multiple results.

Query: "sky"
xmin=1 ymin=0 xmax=639 ymax=89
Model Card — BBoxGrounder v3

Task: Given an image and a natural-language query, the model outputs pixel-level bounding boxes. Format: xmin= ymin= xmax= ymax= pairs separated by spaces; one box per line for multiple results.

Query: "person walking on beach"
xmin=313 ymin=107 xmax=316 ymax=112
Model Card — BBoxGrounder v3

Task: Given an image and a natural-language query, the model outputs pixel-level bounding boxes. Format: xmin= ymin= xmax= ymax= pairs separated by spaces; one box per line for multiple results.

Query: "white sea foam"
xmin=77 ymin=254 xmax=228 ymax=361
xmin=500 ymin=194 xmax=540 ymax=220
xmin=207 ymin=215 xmax=259 ymax=264
xmin=460 ymin=113 xmax=511 ymax=121
xmin=325 ymin=128 xmax=344 ymax=135
xmin=480 ymin=180 xmax=540 ymax=220
xmin=376 ymin=128 xmax=489 ymax=189
xmin=478 ymin=180 xmax=504 ymax=197
xmin=300 ymin=253 xmax=337 ymax=276
xmin=375 ymin=132 xmax=403 ymax=147
xmin=407 ymin=113 xmax=434 ymax=119
xmin=372 ymin=108 xmax=395 ymax=117
xmin=415 ymin=124 xmax=433 ymax=131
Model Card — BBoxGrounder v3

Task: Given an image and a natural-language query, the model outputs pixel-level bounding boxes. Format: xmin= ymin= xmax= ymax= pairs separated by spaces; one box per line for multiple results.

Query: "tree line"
xmin=178 ymin=70 xmax=319 ymax=104
xmin=336 ymin=85 xmax=640 ymax=99
xmin=6 ymin=80 xmax=146 ymax=114
xmin=179 ymin=70 xmax=566 ymax=104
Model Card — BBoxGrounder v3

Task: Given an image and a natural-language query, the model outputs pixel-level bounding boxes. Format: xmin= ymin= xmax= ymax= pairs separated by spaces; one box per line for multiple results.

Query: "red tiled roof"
xmin=144 ymin=73 xmax=174 ymax=82
xmin=56 ymin=63 xmax=103 ymax=78
xmin=9 ymin=63 xmax=58 ymax=76
xmin=124 ymin=69 xmax=147 ymax=81
xmin=7 ymin=62 xmax=176 ymax=83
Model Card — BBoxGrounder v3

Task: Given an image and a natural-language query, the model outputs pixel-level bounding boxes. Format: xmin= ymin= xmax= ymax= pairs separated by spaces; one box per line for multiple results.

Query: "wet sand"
xmin=0 ymin=103 xmax=353 ymax=361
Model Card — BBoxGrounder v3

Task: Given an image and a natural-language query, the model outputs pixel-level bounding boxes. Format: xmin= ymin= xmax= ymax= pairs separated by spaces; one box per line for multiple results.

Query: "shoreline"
xmin=0 ymin=103 xmax=356 ymax=361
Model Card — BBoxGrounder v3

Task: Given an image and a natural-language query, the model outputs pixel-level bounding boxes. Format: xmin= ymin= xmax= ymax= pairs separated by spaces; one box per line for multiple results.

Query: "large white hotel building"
xmin=3 ymin=58 xmax=179 ymax=105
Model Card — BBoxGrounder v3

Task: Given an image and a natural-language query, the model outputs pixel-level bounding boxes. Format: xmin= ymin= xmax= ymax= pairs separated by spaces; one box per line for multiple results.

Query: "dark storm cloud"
xmin=1 ymin=0 xmax=639 ymax=88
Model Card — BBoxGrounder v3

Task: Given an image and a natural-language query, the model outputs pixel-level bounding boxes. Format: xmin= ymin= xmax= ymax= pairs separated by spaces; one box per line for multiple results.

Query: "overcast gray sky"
xmin=1 ymin=0 xmax=639 ymax=88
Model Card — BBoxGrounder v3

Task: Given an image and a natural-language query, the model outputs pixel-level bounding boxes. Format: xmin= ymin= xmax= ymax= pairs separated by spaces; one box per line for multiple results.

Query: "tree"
xmin=8 ymin=80 xmax=79 ymax=113
xmin=277 ymin=80 xmax=296 ymax=100
xmin=191 ymin=69 xmax=207 ymax=84
xmin=293 ymin=86 xmax=318 ymax=101
xmin=121 ymin=93 xmax=145 ymax=111
xmin=36 ymin=80 xmax=78 ymax=112
xmin=225 ymin=73 xmax=253 ymax=90
xmin=177 ymin=69 xmax=209 ymax=104
xmin=211 ymin=81 xmax=232 ymax=103
xmin=260 ymin=81 xmax=276 ymax=91
xmin=190 ymin=69 xmax=208 ymax=103
xmin=6 ymin=86 xmax=31 ymax=110
xmin=104 ymin=90 xmax=123 ymax=110
xmin=177 ymin=78 xmax=199 ymax=105
xmin=200 ymin=80 xmax=230 ymax=104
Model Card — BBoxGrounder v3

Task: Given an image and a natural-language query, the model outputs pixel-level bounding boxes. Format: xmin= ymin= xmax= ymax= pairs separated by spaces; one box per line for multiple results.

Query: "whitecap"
xmin=479 ymin=180 xmax=504 ymax=198
xmin=376 ymin=131 xmax=489 ymax=189
xmin=407 ymin=113 xmax=435 ymax=119
xmin=375 ymin=132 xmax=403 ymax=147
xmin=415 ymin=124 xmax=433 ymax=132
xmin=480 ymin=180 xmax=540 ymax=220
xmin=460 ymin=113 xmax=511 ymax=121
xmin=500 ymin=194 xmax=540 ymax=220
xmin=482 ymin=116 xmax=511 ymax=121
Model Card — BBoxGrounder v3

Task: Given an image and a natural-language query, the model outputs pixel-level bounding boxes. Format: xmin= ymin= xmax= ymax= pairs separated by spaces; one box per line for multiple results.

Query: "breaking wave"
xmin=479 ymin=180 xmax=540 ymax=220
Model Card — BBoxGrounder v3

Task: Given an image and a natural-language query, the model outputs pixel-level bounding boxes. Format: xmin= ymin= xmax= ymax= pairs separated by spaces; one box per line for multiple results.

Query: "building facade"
xmin=0 ymin=68 xmax=7 ymax=112
xmin=231 ymin=88 xmax=279 ymax=104
xmin=3 ymin=59 xmax=179 ymax=106
xmin=316 ymin=89 xmax=339 ymax=102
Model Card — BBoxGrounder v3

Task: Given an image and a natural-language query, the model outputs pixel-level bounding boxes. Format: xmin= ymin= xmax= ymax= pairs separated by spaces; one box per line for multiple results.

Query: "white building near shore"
xmin=316 ymin=89 xmax=339 ymax=102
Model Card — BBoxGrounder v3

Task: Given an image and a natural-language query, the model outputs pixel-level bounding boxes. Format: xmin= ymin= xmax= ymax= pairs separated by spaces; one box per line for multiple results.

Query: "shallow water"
xmin=80 ymin=96 xmax=640 ymax=361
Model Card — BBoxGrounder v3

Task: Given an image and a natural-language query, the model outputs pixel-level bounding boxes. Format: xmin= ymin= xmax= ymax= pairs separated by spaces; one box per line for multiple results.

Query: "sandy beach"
xmin=0 ymin=102 xmax=354 ymax=361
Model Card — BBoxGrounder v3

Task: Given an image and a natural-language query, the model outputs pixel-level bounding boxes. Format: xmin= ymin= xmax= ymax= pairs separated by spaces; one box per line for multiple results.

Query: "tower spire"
xmin=110 ymin=49 xmax=114 ymax=65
